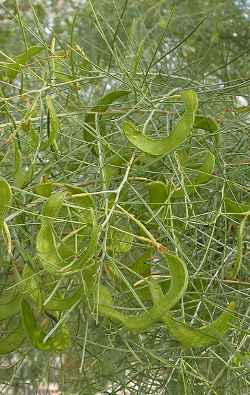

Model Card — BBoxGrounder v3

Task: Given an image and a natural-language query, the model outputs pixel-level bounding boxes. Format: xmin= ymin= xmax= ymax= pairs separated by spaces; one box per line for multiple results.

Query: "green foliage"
xmin=0 ymin=46 xmax=44 ymax=81
xmin=123 ymin=90 xmax=198 ymax=156
xmin=0 ymin=0 xmax=249 ymax=393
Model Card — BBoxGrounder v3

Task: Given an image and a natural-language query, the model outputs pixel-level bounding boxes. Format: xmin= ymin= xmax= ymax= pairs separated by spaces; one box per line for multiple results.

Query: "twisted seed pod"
xmin=98 ymin=252 xmax=188 ymax=331
xmin=123 ymin=90 xmax=198 ymax=156
xmin=163 ymin=302 xmax=236 ymax=348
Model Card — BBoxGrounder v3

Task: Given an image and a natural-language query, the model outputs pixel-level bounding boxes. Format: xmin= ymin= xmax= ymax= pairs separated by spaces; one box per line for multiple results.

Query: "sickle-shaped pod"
xmin=98 ymin=252 xmax=188 ymax=331
xmin=84 ymin=90 xmax=130 ymax=143
xmin=123 ymin=90 xmax=198 ymax=156
xmin=36 ymin=191 xmax=65 ymax=272
xmin=193 ymin=115 xmax=220 ymax=146
xmin=36 ymin=192 xmax=99 ymax=274
xmin=59 ymin=211 xmax=100 ymax=275
xmin=145 ymin=114 xmax=218 ymax=202
xmin=162 ymin=302 xmax=235 ymax=348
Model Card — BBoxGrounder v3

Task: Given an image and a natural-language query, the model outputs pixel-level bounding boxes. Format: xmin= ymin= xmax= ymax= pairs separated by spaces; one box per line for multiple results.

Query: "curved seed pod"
xmin=59 ymin=209 xmax=100 ymax=274
xmin=109 ymin=228 xmax=133 ymax=254
xmin=45 ymin=288 xmax=83 ymax=311
xmin=194 ymin=115 xmax=220 ymax=145
xmin=0 ymin=320 xmax=26 ymax=354
xmin=191 ymin=151 xmax=215 ymax=185
xmin=163 ymin=302 xmax=235 ymax=348
xmin=21 ymin=299 xmax=70 ymax=352
xmin=0 ymin=177 xmax=12 ymax=231
xmin=43 ymin=191 xmax=65 ymax=219
xmin=224 ymin=216 xmax=248 ymax=279
xmin=97 ymin=284 xmax=159 ymax=331
xmin=84 ymin=90 xmax=130 ymax=142
xmin=38 ymin=197 xmax=99 ymax=274
xmin=148 ymin=279 xmax=164 ymax=304
xmin=98 ymin=252 xmax=188 ymax=331
xmin=156 ymin=253 xmax=189 ymax=312
xmin=37 ymin=192 xmax=66 ymax=273
xmin=122 ymin=90 xmax=198 ymax=156
xmin=37 ymin=221 xmax=63 ymax=273
xmin=172 ymin=150 xmax=215 ymax=199
xmin=0 ymin=288 xmax=16 ymax=304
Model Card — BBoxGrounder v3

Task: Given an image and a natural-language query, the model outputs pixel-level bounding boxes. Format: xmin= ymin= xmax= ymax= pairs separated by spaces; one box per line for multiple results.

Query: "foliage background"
xmin=0 ymin=0 xmax=249 ymax=394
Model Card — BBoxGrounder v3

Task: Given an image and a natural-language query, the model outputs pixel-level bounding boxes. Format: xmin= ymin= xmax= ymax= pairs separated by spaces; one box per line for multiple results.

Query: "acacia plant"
xmin=0 ymin=1 xmax=249 ymax=394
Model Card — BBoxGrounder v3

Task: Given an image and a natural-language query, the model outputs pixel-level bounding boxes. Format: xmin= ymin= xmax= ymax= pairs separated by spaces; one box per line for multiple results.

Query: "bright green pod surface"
xmin=123 ymin=90 xmax=198 ymax=156
xmin=21 ymin=299 xmax=48 ymax=350
xmin=84 ymin=90 xmax=130 ymax=142
xmin=43 ymin=191 xmax=65 ymax=219
xmin=33 ymin=182 xmax=54 ymax=197
xmin=36 ymin=221 xmax=64 ymax=273
xmin=37 ymin=194 xmax=99 ymax=274
xmin=194 ymin=115 xmax=220 ymax=146
xmin=163 ymin=302 xmax=235 ymax=348
xmin=98 ymin=252 xmax=188 ymax=331
xmin=191 ymin=151 xmax=215 ymax=185
xmin=156 ymin=253 xmax=189 ymax=312
xmin=37 ymin=192 xmax=66 ymax=273
xmin=103 ymin=154 xmax=127 ymax=188
xmin=59 ymin=209 xmax=100 ymax=274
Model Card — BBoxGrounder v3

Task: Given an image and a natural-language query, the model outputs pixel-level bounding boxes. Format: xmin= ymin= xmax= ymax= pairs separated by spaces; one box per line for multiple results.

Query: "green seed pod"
xmin=163 ymin=302 xmax=236 ymax=348
xmin=123 ymin=90 xmax=198 ymax=156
